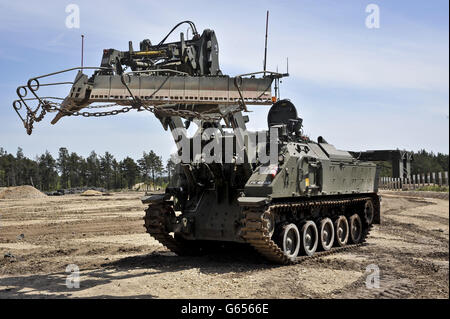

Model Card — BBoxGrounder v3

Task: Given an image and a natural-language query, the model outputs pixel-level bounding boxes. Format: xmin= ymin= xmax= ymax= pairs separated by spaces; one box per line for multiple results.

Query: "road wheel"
xmin=319 ymin=218 xmax=335 ymax=251
xmin=301 ymin=220 xmax=318 ymax=256
xmin=364 ymin=200 xmax=374 ymax=225
xmin=334 ymin=215 xmax=349 ymax=247
xmin=349 ymin=214 xmax=363 ymax=243
xmin=280 ymin=223 xmax=301 ymax=259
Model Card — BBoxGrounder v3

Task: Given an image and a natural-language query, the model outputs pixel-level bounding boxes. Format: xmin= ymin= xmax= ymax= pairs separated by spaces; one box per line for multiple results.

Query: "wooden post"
xmin=438 ymin=172 xmax=443 ymax=186
xmin=445 ymin=171 xmax=448 ymax=186
xmin=432 ymin=172 xmax=436 ymax=185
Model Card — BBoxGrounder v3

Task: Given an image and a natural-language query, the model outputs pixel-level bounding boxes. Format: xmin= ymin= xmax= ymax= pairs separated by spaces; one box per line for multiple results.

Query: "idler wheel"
xmin=364 ymin=200 xmax=374 ymax=225
xmin=349 ymin=214 xmax=363 ymax=244
xmin=301 ymin=221 xmax=318 ymax=256
xmin=280 ymin=223 xmax=301 ymax=259
xmin=262 ymin=211 xmax=275 ymax=238
xmin=334 ymin=215 xmax=349 ymax=247
xmin=319 ymin=218 xmax=335 ymax=251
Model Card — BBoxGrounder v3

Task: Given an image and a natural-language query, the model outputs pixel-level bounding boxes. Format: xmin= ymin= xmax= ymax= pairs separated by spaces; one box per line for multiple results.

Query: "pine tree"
xmin=38 ymin=151 xmax=58 ymax=191
xmin=138 ymin=151 xmax=163 ymax=190
xmin=86 ymin=151 xmax=100 ymax=187
xmin=57 ymin=147 xmax=70 ymax=189
xmin=121 ymin=157 xmax=139 ymax=189
xmin=100 ymin=152 xmax=114 ymax=189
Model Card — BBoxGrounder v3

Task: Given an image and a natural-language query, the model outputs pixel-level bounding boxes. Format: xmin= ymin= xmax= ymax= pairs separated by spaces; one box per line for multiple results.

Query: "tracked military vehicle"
xmin=143 ymin=98 xmax=380 ymax=264
xmin=13 ymin=20 xmax=380 ymax=264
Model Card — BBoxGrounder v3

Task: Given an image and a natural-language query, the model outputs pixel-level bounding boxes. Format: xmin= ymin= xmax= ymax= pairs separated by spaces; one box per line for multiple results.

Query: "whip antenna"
xmin=263 ymin=10 xmax=269 ymax=76
xmin=81 ymin=34 xmax=84 ymax=68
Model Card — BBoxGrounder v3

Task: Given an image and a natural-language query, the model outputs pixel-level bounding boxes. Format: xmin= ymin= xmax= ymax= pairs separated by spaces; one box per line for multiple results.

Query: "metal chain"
xmin=41 ymin=102 xmax=141 ymax=118
xmin=23 ymin=99 xmax=239 ymax=134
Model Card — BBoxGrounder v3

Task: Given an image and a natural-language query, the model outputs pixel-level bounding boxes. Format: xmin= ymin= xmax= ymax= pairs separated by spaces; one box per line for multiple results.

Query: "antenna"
xmin=274 ymin=65 xmax=279 ymax=99
xmin=263 ymin=10 xmax=269 ymax=76
xmin=81 ymin=34 xmax=85 ymax=68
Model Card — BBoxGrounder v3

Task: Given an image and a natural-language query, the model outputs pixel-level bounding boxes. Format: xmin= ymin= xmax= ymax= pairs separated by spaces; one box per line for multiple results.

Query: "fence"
xmin=379 ymin=171 xmax=449 ymax=190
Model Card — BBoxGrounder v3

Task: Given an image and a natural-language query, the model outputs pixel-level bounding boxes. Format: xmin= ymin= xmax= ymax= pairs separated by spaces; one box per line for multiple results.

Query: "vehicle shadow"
xmin=0 ymin=247 xmax=280 ymax=298
xmin=103 ymin=245 xmax=279 ymax=275
xmin=0 ymin=267 xmax=157 ymax=299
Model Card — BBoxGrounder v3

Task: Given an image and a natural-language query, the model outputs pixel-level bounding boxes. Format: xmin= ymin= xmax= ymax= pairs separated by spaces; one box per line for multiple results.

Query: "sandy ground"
xmin=0 ymin=191 xmax=448 ymax=299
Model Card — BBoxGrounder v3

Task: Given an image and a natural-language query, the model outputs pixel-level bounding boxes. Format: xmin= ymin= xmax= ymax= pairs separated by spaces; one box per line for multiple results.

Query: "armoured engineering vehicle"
xmin=13 ymin=21 xmax=380 ymax=264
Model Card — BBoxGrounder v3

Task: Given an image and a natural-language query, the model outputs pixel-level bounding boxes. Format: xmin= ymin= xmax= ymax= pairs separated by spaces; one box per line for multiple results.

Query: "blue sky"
xmin=0 ymin=0 xmax=448 ymax=162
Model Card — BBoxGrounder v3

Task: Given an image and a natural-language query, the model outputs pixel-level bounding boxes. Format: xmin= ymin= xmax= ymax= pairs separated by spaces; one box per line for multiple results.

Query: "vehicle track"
xmin=144 ymin=195 xmax=380 ymax=264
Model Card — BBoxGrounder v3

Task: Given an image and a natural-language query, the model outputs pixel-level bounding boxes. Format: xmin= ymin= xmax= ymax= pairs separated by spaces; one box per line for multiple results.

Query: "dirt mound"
xmin=0 ymin=185 xmax=47 ymax=199
xmin=81 ymin=190 xmax=103 ymax=196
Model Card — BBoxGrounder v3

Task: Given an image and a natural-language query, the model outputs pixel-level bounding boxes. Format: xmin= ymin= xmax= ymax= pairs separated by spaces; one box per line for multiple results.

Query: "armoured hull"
xmin=245 ymin=141 xmax=379 ymax=198
xmin=142 ymin=100 xmax=381 ymax=264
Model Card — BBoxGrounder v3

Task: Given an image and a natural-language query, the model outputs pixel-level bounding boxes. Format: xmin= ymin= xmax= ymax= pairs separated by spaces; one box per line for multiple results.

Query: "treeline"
xmin=1 ymin=146 xmax=448 ymax=191
xmin=411 ymin=150 xmax=448 ymax=174
xmin=0 ymin=147 xmax=175 ymax=191
xmin=376 ymin=149 xmax=449 ymax=176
